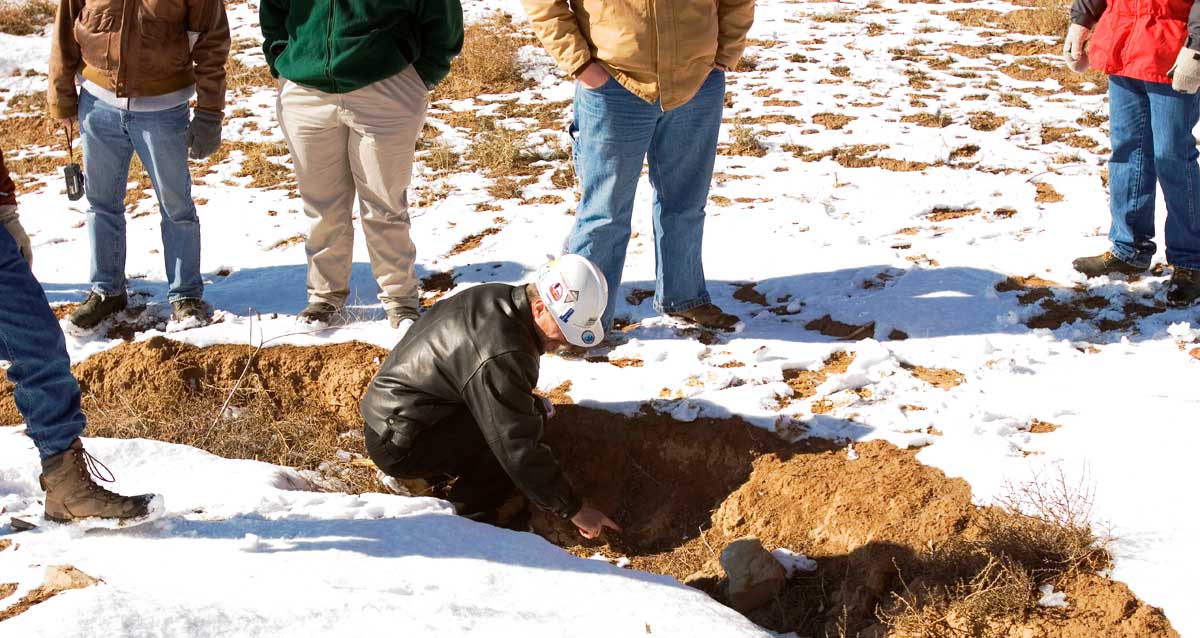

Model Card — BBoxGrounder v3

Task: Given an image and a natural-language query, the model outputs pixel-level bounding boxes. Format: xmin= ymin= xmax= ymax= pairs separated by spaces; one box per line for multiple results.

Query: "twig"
xmin=700 ymin=526 xmax=717 ymax=558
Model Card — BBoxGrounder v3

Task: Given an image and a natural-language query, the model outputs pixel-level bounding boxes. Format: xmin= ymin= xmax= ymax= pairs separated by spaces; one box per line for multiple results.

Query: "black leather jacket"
xmin=360 ymin=283 xmax=581 ymax=519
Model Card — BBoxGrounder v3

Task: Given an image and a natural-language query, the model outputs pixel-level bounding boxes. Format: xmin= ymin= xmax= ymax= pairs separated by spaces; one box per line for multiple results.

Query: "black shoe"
xmin=298 ymin=301 xmax=338 ymax=324
xmin=1167 ymin=267 xmax=1200 ymax=307
xmin=1072 ymin=251 xmax=1147 ymax=278
xmin=171 ymin=298 xmax=210 ymax=324
xmin=68 ymin=291 xmax=128 ymax=329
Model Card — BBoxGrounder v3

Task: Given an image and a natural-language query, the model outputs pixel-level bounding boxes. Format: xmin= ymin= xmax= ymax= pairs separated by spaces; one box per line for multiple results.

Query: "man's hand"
xmin=541 ymin=396 xmax=556 ymax=420
xmin=187 ymin=110 xmax=223 ymax=160
xmin=571 ymin=505 xmax=620 ymax=539
xmin=1062 ymin=24 xmax=1090 ymax=73
xmin=577 ymin=62 xmax=610 ymax=90
xmin=1171 ymin=47 xmax=1200 ymax=94
xmin=1 ymin=211 xmax=32 ymax=268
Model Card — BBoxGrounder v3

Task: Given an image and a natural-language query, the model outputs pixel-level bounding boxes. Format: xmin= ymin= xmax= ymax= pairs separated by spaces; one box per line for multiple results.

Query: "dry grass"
xmin=901 ymin=112 xmax=953 ymax=128
xmin=787 ymin=143 xmax=934 ymax=172
xmin=234 ymin=141 xmax=294 ymax=190
xmin=433 ymin=13 xmax=530 ymax=101
xmin=721 ymin=122 xmax=768 ymax=157
xmin=0 ymin=0 xmax=54 ymax=36
xmin=881 ymin=470 xmax=1111 ymax=637
xmin=422 ymin=141 xmax=461 ymax=173
xmin=467 ymin=126 xmax=534 ymax=175
xmin=943 ymin=0 xmax=1069 ymax=36
xmin=225 ymin=49 xmax=276 ymax=96
xmin=968 ymin=111 xmax=1007 ymax=132
xmin=812 ymin=112 xmax=855 ymax=130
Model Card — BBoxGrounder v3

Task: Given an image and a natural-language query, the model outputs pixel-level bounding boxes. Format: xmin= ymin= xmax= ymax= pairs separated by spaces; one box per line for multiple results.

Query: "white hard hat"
xmin=534 ymin=254 xmax=608 ymax=348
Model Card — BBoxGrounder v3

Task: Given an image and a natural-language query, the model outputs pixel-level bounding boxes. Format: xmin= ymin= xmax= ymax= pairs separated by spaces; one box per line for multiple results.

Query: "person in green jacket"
xmin=261 ymin=0 xmax=463 ymax=332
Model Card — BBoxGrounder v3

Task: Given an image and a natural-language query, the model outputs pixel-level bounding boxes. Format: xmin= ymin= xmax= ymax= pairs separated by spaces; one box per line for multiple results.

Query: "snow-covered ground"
xmin=3 ymin=0 xmax=1199 ymax=634
xmin=0 ymin=430 xmax=771 ymax=637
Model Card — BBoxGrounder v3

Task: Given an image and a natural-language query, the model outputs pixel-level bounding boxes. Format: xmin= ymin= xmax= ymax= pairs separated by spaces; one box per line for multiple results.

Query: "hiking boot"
xmin=298 ymin=301 xmax=338 ymax=324
xmin=1072 ymin=251 xmax=1147 ymax=278
xmin=68 ymin=291 xmax=127 ymax=330
xmin=668 ymin=303 xmax=741 ymax=331
xmin=1167 ymin=267 xmax=1200 ymax=307
xmin=40 ymin=439 xmax=155 ymax=523
xmin=387 ymin=306 xmax=420 ymax=330
xmin=171 ymin=298 xmax=209 ymax=324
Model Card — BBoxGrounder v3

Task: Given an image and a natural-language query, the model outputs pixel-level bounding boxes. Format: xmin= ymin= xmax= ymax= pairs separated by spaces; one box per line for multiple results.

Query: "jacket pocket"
xmin=137 ymin=9 xmax=190 ymax=79
xmin=74 ymin=7 xmax=119 ymax=72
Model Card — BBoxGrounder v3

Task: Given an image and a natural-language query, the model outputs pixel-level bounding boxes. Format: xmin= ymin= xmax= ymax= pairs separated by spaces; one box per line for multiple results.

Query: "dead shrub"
xmin=0 ymin=0 xmax=54 ymax=36
xmin=234 ymin=141 xmax=294 ymax=190
xmin=880 ymin=470 xmax=1111 ymax=637
xmin=422 ymin=141 xmax=460 ymax=173
xmin=433 ymin=13 xmax=530 ymax=101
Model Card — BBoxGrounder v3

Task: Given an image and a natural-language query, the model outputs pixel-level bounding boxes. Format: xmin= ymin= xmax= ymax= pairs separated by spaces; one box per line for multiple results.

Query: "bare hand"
xmin=53 ymin=116 xmax=77 ymax=135
xmin=571 ymin=505 xmax=621 ymax=539
xmin=577 ymin=62 xmax=610 ymax=90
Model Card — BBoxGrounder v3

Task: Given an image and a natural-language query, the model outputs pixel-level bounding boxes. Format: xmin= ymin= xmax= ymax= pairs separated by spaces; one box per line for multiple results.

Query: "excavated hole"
xmin=0 ymin=340 xmax=1179 ymax=637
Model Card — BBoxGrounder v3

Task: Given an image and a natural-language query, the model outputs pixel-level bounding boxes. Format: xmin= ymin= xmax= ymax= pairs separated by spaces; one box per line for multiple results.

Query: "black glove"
xmin=187 ymin=110 xmax=223 ymax=160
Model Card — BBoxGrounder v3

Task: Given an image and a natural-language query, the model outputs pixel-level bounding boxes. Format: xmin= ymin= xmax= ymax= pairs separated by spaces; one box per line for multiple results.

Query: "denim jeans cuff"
xmin=655 ymin=294 xmax=713 ymax=314
xmin=1109 ymin=247 xmax=1151 ymax=269
xmin=92 ymin=284 xmax=126 ymax=298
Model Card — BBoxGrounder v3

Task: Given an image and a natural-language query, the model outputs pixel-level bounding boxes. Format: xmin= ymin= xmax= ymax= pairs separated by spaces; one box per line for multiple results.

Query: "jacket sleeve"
xmin=47 ymin=0 xmax=84 ymax=119
xmin=461 ymin=352 xmax=582 ymax=519
xmin=1070 ymin=0 xmax=1107 ymax=28
xmin=0 ymin=147 xmax=16 ymax=209
xmin=519 ymin=0 xmax=593 ymax=78
xmin=187 ymin=0 xmax=231 ymax=115
xmin=260 ymin=0 xmax=289 ymax=76
xmin=413 ymin=0 xmax=464 ymax=88
xmin=715 ymin=0 xmax=756 ymax=70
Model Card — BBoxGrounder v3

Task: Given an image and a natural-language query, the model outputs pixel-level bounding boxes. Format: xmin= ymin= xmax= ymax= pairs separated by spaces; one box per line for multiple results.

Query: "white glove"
xmin=1063 ymin=24 xmax=1091 ymax=73
xmin=1170 ymin=47 xmax=1200 ymax=94
xmin=0 ymin=206 xmax=31 ymax=268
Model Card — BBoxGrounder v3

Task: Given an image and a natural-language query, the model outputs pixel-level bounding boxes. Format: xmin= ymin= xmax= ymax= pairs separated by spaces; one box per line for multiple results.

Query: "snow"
xmin=771 ymin=549 xmax=818 ymax=577
xmin=1037 ymin=584 xmax=1069 ymax=609
xmin=3 ymin=0 xmax=1200 ymax=634
xmin=0 ymin=430 xmax=770 ymax=638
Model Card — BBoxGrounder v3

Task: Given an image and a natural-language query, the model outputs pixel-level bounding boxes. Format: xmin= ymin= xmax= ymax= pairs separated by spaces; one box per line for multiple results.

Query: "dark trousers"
xmin=364 ymin=409 xmax=516 ymax=521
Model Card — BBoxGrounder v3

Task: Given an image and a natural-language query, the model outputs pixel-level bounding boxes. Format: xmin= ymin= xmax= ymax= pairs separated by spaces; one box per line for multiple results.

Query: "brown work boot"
xmin=40 ymin=439 xmax=157 ymax=524
xmin=1167 ymin=267 xmax=1200 ymax=308
xmin=1072 ymin=251 xmax=1147 ymax=278
xmin=668 ymin=303 xmax=742 ymax=331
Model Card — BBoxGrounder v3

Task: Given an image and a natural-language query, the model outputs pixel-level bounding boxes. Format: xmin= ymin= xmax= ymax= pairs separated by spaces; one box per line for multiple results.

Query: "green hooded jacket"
xmin=260 ymin=0 xmax=463 ymax=93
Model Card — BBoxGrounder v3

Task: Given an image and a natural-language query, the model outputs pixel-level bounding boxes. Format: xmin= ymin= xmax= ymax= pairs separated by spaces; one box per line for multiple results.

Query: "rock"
xmin=42 ymin=565 xmax=100 ymax=593
xmin=719 ymin=535 xmax=787 ymax=612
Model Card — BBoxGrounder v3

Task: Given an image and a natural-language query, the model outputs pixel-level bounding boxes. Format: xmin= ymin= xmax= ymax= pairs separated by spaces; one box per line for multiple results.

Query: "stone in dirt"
xmin=719 ymin=535 xmax=787 ymax=612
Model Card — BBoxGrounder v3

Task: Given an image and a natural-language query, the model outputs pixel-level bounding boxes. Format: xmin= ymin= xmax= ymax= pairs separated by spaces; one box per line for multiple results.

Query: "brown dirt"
xmin=0 ymin=565 xmax=100 ymax=622
xmin=928 ymin=207 xmax=982 ymax=221
xmin=902 ymin=363 xmax=965 ymax=389
xmin=446 ymin=226 xmax=503 ymax=257
xmin=1036 ymin=182 xmax=1065 ymax=203
xmin=0 ymin=583 xmax=14 ymax=602
xmin=783 ymin=351 xmax=856 ymax=403
xmin=420 ymin=270 xmax=457 ymax=308
xmin=1029 ymin=419 xmax=1060 ymax=433
xmin=813 ymin=112 xmax=856 ymax=130
xmin=806 ymin=314 xmax=877 ymax=340
xmin=901 ymin=112 xmax=953 ymax=128
xmin=733 ymin=283 xmax=769 ymax=307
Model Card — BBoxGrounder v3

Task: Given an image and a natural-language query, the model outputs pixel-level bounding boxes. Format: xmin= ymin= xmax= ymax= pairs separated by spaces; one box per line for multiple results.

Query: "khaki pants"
xmin=277 ymin=65 xmax=428 ymax=311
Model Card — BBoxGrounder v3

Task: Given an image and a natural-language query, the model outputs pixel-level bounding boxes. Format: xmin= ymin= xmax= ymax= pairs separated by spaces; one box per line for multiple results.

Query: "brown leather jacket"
xmin=48 ymin=0 xmax=231 ymax=119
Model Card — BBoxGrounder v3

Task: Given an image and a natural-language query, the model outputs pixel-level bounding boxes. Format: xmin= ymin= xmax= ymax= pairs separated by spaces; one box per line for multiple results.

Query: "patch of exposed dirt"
xmin=1029 ymin=419 xmax=1060 ymax=434
xmin=927 ymin=206 xmax=982 ymax=221
xmin=782 ymin=351 xmax=855 ymax=403
xmin=902 ymin=363 xmax=965 ymax=389
xmin=733 ymin=283 xmax=769 ymax=307
xmin=812 ymin=112 xmax=856 ymax=130
xmin=446 ymin=226 xmax=502 ymax=257
xmin=1035 ymin=182 xmax=1065 ymax=203
xmin=625 ymin=288 xmax=655 ymax=306
xmin=806 ymin=314 xmax=876 ymax=340
xmin=420 ymin=270 xmax=457 ymax=308
xmin=0 ymin=565 xmax=100 ymax=622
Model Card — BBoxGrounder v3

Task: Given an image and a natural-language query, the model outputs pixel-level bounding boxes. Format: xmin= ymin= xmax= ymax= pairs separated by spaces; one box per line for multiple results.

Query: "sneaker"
xmin=40 ymin=439 xmax=156 ymax=523
xmin=298 ymin=301 xmax=338 ymax=324
xmin=171 ymin=298 xmax=210 ymax=324
xmin=1167 ymin=267 xmax=1200 ymax=308
xmin=387 ymin=306 xmax=420 ymax=330
xmin=668 ymin=303 xmax=741 ymax=331
xmin=68 ymin=291 xmax=128 ymax=330
xmin=1072 ymin=251 xmax=1147 ymax=278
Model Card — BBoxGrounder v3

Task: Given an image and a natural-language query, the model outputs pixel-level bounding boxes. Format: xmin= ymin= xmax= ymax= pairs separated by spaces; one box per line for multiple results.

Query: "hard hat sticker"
xmin=581 ymin=330 xmax=596 ymax=345
xmin=558 ymin=308 xmax=575 ymax=322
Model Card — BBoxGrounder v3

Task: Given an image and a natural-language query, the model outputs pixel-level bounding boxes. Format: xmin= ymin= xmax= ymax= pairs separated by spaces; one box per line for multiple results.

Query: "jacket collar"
xmin=512 ymin=285 xmax=546 ymax=355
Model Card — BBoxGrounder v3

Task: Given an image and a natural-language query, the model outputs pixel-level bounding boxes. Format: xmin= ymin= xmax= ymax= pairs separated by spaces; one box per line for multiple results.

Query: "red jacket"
xmin=1087 ymin=0 xmax=1192 ymax=83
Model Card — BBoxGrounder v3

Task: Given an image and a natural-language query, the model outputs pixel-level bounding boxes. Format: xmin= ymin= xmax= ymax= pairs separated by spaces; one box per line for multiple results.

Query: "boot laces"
xmin=76 ymin=447 xmax=118 ymax=493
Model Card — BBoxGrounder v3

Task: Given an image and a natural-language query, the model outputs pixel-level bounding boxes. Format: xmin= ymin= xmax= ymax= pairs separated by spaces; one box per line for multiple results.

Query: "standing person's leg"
xmin=343 ymin=66 xmax=427 ymax=323
xmin=646 ymin=69 xmax=735 ymax=329
xmin=1147 ymin=83 xmax=1200 ymax=270
xmin=566 ymin=78 xmax=659 ymax=331
xmin=0 ymin=227 xmax=85 ymax=459
xmin=126 ymin=103 xmax=204 ymax=308
xmin=278 ymin=81 xmax=356 ymax=313
xmin=73 ymin=89 xmax=135 ymax=328
xmin=1106 ymin=76 xmax=1158 ymax=269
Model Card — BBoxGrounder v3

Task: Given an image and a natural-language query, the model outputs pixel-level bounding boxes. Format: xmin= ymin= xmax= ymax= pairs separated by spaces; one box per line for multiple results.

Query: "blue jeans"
xmin=79 ymin=88 xmax=203 ymax=301
xmin=566 ymin=70 xmax=725 ymax=330
xmin=1107 ymin=75 xmax=1200 ymax=270
xmin=0 ymin=226 xmax=86 ymax=459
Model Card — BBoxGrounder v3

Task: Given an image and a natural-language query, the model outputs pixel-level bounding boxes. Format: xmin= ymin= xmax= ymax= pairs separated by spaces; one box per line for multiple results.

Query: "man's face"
xmin=532 ymin=298 xmax=574 ymax=352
